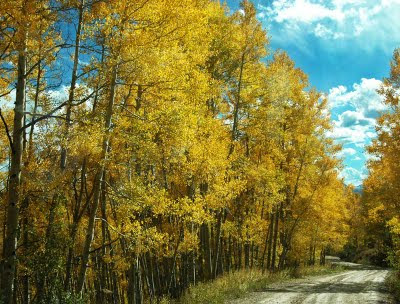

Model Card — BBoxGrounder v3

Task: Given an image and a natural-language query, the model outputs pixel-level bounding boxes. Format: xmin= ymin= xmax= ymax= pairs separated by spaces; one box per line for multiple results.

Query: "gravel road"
xmin=231 ymin=260 xmax=394 ymax=304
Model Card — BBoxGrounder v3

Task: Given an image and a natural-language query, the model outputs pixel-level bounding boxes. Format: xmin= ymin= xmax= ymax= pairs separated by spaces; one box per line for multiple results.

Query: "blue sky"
xmin=228 ymin=0 xmax=400 ymax=186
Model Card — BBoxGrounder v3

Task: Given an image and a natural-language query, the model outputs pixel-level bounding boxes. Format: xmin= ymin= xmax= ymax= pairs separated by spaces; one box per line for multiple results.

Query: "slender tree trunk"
xmin=244 ymin=241 xmax=250 ymax=269
xmin=92 ymin=44 xmax=105 ymax=114
xmin=64 ymin=157 xmax=87 ymax=291
xmin=266 ymin=211 xmax=274 ymax=270
xmin=271 ymin=206 xmax=279 ymax=271
xmin=36 ymin=197 xmax=58 ymax=300
xmin=262 ymin=213 xmax=273 ymax=273
xmin=227 ymin=234 xmax=232 ymax=273
xmin=60 ymin=0 xmax=84 ymax=169
xmin=250 ymin=242 xmax=254 ymax=268
xmin=201 ymin=223 xmax=212 ymax=280
xmin=213 ymin=211 xmax=222 ymax=278
xmin=238 ymin=241 xmax=242 ymax=269
xmin=228 ymin=52 xmax=245 ymax=156
xmin=1 ymin=32 xmax=27 ymax=304
xmin=21 ymin=59 xmax=40 ymax=301
xmin=100 ymin=170 xmax=108 ymax=293
xmin=312 ymin=245 xmax=316 ymax=265
xmin=320 ymin=248 xmax=325 ymax=265
xmin=21 ymin=206 xmax=29 ymax=304
xmin=76 ymin=66 xmax=117 ymax=294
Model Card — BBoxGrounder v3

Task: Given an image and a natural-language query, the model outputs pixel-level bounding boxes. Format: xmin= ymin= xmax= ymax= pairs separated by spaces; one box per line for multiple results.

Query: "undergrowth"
xmin=385 ymin=270 xmax=400 ymax=302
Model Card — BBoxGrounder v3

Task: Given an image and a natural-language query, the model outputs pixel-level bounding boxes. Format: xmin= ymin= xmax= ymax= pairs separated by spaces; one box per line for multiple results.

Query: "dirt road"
xmin=231 ymin=261 xmax=393 ymax=304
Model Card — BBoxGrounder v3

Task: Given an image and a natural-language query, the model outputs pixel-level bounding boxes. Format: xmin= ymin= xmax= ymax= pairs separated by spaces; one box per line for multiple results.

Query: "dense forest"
xmin=0 ymin=0 xmax=384 ymax=303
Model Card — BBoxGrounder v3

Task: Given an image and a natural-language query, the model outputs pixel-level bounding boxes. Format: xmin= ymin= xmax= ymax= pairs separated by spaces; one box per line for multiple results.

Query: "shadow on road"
xmin=261 ymin=281 xmax=389 ymax=295
xmin=332 ymin=262 xmax=388 ymax=271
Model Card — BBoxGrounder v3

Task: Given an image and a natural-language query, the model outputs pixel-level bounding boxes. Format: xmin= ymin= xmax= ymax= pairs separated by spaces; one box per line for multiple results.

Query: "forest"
xmin=0 ymin=0 xmax=399 ymax=303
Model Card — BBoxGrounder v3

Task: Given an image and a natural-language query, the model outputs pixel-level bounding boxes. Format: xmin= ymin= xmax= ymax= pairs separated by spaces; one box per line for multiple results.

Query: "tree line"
xmin=0 ymin=0 xmax=355 ymax=303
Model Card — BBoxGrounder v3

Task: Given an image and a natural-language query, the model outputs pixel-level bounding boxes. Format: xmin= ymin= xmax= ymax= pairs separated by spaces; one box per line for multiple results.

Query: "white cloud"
xmin=314 ymin=23 xmax=344 ymax=39
xmin=339 ymin=167 xmax=367 ymax=186
xmin=335 ymin=111 xmax=375 ymax=128
xmin=329 ymin=79 xmax=386 ymax=146
xmin=47 ymin=85 xmax=69 ymax=103
xmin=328 ymin=78 xmax=385 ymax=117
xmin=258 ymin=0 xmax=400 ymax=51
xmin=354 ymin=142 xmax=365 ymax=148
xmin=267 ymin=0 xmax=345 ymax=24
xmin=327 ymin=78 xmax=386 ymax=145
xmin=326 ymin=77 xmax=388 ymax=185
xmin=328 ymin=124 xmax=375 ymax=145
xmin=328 ymin=85 xmax=347 ymax=100
xmin=336 ymin=147 xmax=357 ymax=158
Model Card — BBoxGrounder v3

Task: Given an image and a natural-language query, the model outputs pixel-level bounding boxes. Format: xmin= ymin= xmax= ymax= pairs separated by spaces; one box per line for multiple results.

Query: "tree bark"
xmin=228 ymin=52 xmax=245 ymax=156
xmin=76 ymin=66 xmax=117 ymax=294
xmin=261 ymin=213 xmax=273 ymax=273
xmin=1 ymin=32 xmax=27 ymax=304
xmin=64 ymin=157 xmax=87 ymax=291
xmin=60 ymin=0 xmax=84 ymax=169
xmin=213 ymin=211 xmax=223 ymax=278
xmin=266 ymin=213 xmax=273 ymax=270
xmin=271 ymin=206 xmax=279 ymax=271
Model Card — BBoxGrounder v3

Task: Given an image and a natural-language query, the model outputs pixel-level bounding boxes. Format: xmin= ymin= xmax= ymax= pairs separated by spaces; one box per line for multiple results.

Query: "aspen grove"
xmin=0 ymin=1 xmax=356 ymax=303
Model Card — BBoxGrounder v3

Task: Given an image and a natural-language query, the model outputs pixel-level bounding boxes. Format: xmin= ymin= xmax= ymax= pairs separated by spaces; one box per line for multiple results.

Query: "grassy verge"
xmin=173 ymin=264 xmax=344 ymax=304
xmin=385 ymin=270 xmax=400 ymax=302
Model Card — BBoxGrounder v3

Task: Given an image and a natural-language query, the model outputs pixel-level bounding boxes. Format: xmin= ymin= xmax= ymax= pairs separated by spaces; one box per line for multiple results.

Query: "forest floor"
xmin=231 ymin=259 xmax=394 ymax=304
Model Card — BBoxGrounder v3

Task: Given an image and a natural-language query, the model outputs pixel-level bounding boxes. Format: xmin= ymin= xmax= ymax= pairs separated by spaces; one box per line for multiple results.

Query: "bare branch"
xmin=24 ymin=43 xmax=74 ymax=77
xmin=0 ymin=108 xmax=14 ymax=154
xmin=21 ymin=87 xmax=104 ymax=131
xmin=0 ymin=88 xmax=14 ymax=99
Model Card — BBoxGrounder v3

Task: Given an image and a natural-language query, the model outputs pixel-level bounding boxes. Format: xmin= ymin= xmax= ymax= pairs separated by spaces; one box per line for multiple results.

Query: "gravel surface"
xmin=230 ymin=261 xmax=394 ymax=304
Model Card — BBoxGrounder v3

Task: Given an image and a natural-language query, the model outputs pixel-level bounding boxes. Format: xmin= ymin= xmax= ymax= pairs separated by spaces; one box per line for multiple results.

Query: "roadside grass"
xmin=173 ymin=264 xmax=344 ymax=304
xmin=385 ymin=270 xmax=400 ymax=302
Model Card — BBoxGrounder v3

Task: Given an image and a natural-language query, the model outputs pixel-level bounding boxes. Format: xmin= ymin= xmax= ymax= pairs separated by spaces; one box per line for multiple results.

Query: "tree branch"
xmin=0 ymin=88 xmax=14 ymax=99
xmin=24 ymin=43 xmax=74 ymax=77
xmin=20 ymin=87 xmax=103 ymax=132
xmin=0 ymin=108 xmax=14 ymax=154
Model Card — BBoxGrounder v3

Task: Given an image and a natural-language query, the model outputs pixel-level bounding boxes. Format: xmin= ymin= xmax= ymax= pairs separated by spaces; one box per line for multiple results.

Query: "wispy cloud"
xmin=328 ymin=78 xmax=386 ymax=146
xmin=326 ymin=77 xmax=387 ymax=185
xmin=339 ymin=166 xmax=367 ymax=186
xmin=257 ymin=0 xmax=400 ymax=53
xmin=336 ymin=147 xmax=357 ymax=159
xmin=262 ymin=0 xmax=345 ymax=24
xmin=328 ymin=78 xmax=385 ymax=116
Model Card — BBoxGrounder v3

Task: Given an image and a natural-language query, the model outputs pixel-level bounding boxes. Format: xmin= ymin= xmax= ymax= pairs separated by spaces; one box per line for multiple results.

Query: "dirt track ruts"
xmin=231 ymin=261 xmax=394 ymax=304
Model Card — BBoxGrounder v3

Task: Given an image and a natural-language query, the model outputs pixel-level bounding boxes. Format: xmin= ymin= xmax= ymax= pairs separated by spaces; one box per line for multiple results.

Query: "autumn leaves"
xmin=0 ymin=0 xmax=355 ymax=303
